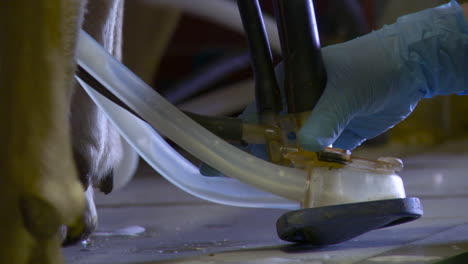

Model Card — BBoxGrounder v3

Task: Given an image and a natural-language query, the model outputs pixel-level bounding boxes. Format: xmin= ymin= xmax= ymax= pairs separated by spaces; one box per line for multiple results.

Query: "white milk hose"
xmin=76 ymin=30 xmax=304 ymax=209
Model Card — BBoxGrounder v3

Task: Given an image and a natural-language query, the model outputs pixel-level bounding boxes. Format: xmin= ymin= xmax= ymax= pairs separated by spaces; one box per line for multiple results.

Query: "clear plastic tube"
xmin=77 ymin=30 xmax=306 ymax=205
xmin=80 ymin=83 xmax=298 ymax=209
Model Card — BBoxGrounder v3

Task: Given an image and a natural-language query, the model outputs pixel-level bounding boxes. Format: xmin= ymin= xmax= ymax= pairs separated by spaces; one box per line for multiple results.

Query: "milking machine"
xmin=75 ymin=0 xmax=422 ymax=245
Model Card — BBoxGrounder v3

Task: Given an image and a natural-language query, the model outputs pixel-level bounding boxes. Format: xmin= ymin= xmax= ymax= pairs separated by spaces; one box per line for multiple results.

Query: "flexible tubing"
xmin=144 ymin=0 xmax=281 ymax=53
xmin=77 ymin=30 xmax=306 ymax=204
xmin=79 ymin=81 xmax=298 ymax=209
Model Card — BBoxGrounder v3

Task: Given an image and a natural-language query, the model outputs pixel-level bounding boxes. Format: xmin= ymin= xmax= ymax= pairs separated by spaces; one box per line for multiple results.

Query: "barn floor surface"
xmin=64 ymin=152 xmax=468 ymax=264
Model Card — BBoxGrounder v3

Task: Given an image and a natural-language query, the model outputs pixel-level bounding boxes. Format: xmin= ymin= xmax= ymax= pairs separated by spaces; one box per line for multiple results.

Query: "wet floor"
xmin=63 ymin=151 xmax=468 ymax=264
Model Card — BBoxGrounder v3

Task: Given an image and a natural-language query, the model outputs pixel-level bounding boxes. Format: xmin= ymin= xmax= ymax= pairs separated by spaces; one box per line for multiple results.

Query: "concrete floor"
xmin=64 ymin=152 xmax=468 ymax=264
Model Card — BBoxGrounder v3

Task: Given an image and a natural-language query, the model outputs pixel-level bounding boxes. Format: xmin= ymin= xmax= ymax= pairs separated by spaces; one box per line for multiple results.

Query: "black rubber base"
xmin=276 ymin=197 xmax=423 ymax=245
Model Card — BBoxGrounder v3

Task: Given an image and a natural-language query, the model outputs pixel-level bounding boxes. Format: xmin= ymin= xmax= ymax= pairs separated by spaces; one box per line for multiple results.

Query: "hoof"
xmin=62 ymin=186 xmax=98 ymax=246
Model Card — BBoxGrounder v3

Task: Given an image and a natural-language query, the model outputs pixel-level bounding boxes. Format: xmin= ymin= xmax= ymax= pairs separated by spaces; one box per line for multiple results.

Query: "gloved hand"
xmin=298 ymin=0 xmax=468 ymax=151
xmin=200 ymin=0 xmax=468 ymax=175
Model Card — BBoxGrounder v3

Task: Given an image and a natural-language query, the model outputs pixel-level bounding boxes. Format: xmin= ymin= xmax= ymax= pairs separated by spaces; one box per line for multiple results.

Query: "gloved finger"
xmin=332 ymin=129 xmax=366 ymax=150
xmin=333 ymin=108 xmax=413 ymax=150
xmin=297 ymin=88 xmax=355 ymax=152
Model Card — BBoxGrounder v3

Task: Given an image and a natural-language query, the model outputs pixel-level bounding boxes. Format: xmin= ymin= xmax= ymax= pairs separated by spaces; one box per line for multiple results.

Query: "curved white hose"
xmin=77 ymin=30 xmax=305 ymax=206
xmin=81 ymin=83 xmax=298 ymax=209
xmin=144 ymin=0 xmax=281 ymax=53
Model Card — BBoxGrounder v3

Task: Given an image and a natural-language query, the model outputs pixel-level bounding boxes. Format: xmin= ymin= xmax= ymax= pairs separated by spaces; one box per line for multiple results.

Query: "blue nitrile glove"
xmin=200 ymin=0 xmax=468 ymax=175
xmin=298 ymin=0 xmax=468 ymax=151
